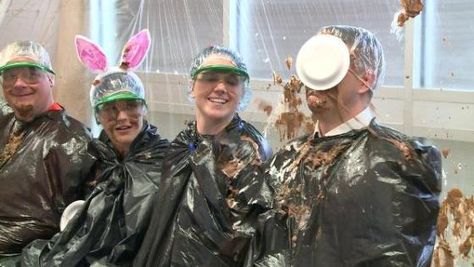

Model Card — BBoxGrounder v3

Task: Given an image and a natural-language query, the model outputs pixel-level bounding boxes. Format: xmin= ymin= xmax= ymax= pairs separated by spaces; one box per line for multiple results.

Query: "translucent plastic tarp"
xmin=0 ymin=0 xmax=473 ymax=265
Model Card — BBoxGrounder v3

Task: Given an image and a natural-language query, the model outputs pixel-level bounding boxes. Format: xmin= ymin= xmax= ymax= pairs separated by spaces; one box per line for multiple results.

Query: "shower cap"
xmin=189 ymin=46 xmax=252 ymax=111
xmin=319 ymin=25 xmax=385 ymax=90
xmin=0 ymin=40 xmax=55 ymax=74
xmin=75 ymin=29 xmax=151 ymax=108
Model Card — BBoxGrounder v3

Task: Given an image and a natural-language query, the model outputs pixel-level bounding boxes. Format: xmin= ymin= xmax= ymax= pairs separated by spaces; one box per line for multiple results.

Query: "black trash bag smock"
xmin=21 ymin=122 xmax=169 ymax=266
xmin=134 ymin=115 xmax=274 ymax=267
xmin=0 ymin=107 xmax=95 ymax=256
xmin=267 ymin=120 xmax=442 ymax=266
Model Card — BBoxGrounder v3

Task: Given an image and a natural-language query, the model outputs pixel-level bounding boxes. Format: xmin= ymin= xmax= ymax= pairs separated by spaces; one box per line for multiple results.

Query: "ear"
xmin=142 ymin=105 xmax=148 ymax=116
xmin=75 ymin=35 xmax=108 ymax=73
xmin=47 ymin=74 xmax=55 ymax=88
xmin=94 ymin=113 xmax=102 ymax=125
xmin=119 ymin=29 xmax=151 ymax=70
xmin=358 ymin=70 xmax=375 ymax=94
xmin=189 ymin=80 xmax=196 ymax=98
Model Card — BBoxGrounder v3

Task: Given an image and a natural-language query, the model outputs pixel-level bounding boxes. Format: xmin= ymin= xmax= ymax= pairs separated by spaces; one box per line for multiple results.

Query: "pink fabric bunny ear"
xmin=119 ymin=29 xmax=151 ymax=70
xmin=75 ymin=35 xmax=108 ymax=73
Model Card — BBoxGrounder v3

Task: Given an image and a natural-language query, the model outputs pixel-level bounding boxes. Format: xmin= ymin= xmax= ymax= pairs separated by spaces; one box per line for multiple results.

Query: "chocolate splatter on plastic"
xmin=257 ymin=57 xmax=315 ymax=142
xmin=397 ymin=0 xmax=424 ymax=27
xmin=433 ymin=188 xmax=474 ymax=266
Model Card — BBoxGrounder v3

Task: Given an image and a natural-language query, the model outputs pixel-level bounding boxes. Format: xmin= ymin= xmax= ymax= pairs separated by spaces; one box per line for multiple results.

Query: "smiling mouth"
xmin=14 ymin=93 xmax=34 ymax=98
xmin=208 ymin=97 xmax=228 ymax=104
xmin=115 ymin=125 xmax=132 ymax=131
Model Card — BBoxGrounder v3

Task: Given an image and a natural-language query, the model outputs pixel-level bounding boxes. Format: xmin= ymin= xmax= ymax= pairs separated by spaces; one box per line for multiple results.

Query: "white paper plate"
xmin=296 ymin=34 xmax=350 ymax=90
xmin=60 ymin=200 xmax=85 ymax=231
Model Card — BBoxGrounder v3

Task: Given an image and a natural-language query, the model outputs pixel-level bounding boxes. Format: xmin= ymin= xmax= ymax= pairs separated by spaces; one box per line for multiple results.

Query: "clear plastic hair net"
xmin=320 ymin=25 xmax=385 ymax=91
xmin=189 ymin=46 xmax=252 ymax=112
xmin=90 ymin=68 xmax=145 ymax=108
xmin=0 ymin=40 xmax=55 ymax=74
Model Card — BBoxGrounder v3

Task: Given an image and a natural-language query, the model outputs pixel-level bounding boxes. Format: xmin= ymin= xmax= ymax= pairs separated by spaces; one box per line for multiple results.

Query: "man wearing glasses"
xmin=0 ymin=41 xmax=95 ymax=261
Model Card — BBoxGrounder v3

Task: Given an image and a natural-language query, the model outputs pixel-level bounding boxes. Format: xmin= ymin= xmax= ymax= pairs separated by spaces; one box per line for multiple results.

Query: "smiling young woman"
xmin=134 ymin=45 xmax=274 ymax=267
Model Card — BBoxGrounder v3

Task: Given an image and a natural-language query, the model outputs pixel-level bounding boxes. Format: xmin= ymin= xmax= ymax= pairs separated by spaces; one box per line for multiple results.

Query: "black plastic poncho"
xmin=134 ymin=115 xmax=276 ymax=267
xmin=0 ymin=108 xmax=95 ymax=256
xmin=266 ymin=120 xmax=442 ymax=266
xmin=0 ymin=100 xmax=10 ymax=115
xmin=20 ymin=122 xmax=169 ymax=267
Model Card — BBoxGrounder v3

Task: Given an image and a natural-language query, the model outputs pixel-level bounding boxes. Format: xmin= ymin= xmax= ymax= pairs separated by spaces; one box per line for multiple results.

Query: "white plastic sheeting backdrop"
xmin=0 ymin=0 xmax=473 ymax=265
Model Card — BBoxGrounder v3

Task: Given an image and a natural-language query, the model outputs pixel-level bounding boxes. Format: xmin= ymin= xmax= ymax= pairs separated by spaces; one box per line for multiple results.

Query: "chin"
xmin=308 ymin=105 xmax=330 ymax=116
xmin=14 ymin=105 xmax=35 ymax=121
xmin=210 ymin=114 xmax=235 ymax=123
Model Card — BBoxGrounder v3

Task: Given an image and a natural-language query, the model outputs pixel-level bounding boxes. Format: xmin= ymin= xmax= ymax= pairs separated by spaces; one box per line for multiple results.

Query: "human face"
xmin=96 ymin=99 xmax=146 ymax=156
xmin=2 ymin=64 xmax=54 ymax=122
xmin=192 ymin=70 xmax=244 ymax=125
xmin=305 ymin=69 xmax=363 ymax=119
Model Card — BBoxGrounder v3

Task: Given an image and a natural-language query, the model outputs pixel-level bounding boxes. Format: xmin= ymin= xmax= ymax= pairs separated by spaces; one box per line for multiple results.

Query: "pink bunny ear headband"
xmin=74 ymin=29 xmax=151 ymax=109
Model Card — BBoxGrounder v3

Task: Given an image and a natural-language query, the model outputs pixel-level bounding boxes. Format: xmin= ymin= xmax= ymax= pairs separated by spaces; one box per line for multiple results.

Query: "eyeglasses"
xmin=195 ymin=71 xmax=244 ymax=87
xmin=96 ymin=100 xmax=145 ymax=120
xmin=1 ymin=67 xmax=46 ymax=86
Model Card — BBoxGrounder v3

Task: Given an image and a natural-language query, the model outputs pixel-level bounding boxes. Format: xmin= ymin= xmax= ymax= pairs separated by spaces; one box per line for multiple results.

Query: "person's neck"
xmin=196 ymin=115 xmax=233 ymax=135
xmin=317 ymin=118 xmax=343 ymax=136
xmin=115 ymin=145 xmax=129 ymax=159
xmin=316 ymin=103 xmax=368 ymax=136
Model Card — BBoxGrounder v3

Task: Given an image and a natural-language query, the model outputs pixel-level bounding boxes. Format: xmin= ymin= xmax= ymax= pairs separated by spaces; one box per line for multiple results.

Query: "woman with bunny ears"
xmin=134 ymin=46 xmax=274 ymax=267
xmin=19 ymin=29 xmax=169 ymax=266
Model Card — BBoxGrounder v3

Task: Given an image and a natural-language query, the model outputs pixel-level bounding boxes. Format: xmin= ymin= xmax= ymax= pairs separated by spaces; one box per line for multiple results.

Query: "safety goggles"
xmin=1 ymin=66 xmax=48 ymax=86
xmin=191 ymin=64 xmax=249 ymax=82
xmin=96 ymin=99 xmax=145 ymax=121
xmin=195 ymin=71 xmax=245 ymax=87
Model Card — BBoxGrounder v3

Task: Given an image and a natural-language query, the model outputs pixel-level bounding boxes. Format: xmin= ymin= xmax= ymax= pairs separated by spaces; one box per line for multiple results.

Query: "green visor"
xmin=95 ymin=91 xmax=145 ymax=109
xmin=191 ymin=64 xmax=249 ymax=81
xmin=0 ymin=61 xmax=55 ymax=75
